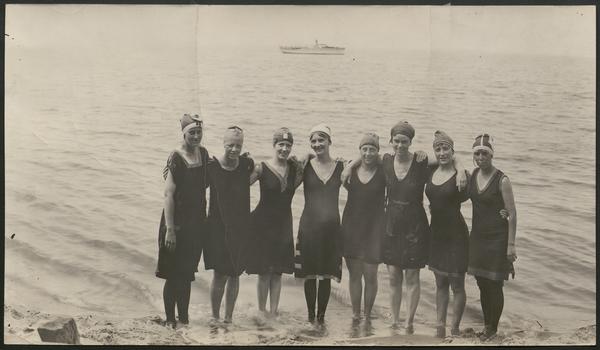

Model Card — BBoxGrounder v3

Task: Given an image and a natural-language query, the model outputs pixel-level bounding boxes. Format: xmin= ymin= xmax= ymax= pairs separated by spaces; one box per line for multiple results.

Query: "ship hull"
xmin=280 ymin=47 xmax=345 ymax=55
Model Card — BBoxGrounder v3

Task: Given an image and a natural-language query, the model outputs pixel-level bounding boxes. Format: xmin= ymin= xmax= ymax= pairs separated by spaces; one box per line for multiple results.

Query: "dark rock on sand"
xmin=37 ymin=316 xmax=81 ymax=344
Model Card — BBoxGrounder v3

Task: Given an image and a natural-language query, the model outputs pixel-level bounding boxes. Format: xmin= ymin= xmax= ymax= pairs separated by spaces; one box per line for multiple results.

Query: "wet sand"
xmin=4 ymin=272 xmax=596 ymax=346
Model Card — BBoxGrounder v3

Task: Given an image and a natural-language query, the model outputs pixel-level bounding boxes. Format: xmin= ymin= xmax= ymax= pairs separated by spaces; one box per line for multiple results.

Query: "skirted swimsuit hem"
xmin=294 ymin=273 xmax=341 ymax=283
xmin=429 ymin=266 xmax=466 ymax=278
xmin=342 ymin=254 xmax=381 ymax=265
xmin=467 ymin=267 xmax=509 ymax=281
xmin=246 ymin=265 xmax=294 ymax=275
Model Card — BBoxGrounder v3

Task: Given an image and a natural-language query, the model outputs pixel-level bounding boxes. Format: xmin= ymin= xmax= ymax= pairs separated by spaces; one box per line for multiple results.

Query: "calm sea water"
xmin=5 ymin=45 xmax=595 ymax=333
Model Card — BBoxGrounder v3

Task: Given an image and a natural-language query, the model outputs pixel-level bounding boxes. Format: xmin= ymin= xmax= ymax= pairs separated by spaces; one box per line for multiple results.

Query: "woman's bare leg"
xmin=404 ymin=268 xmax=421 ymax=333
xmin=363 ymin=263 xmax=379 ymax=320
xmin=224 ymin=276 xmax=239 ymax=323
xmin=386 ymin=265 xmax=404 ymax=327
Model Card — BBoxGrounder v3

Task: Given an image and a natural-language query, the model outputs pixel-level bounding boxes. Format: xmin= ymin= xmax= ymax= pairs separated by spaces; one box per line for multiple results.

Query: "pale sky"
xmin=5 ymin=5 xmax=595 ymax=57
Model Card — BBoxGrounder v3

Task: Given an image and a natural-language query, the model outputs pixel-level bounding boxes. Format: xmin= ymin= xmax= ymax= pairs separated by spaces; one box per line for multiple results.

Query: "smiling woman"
xmin=203 ymin=126 xmax=254 ymax=325
xmin=245 ymin=127 xmax=303 ymax=318
xmin=156 ymin=113 xmax=208 ymax=329
xmin=294 ymin=123 xmax=344 ymax=326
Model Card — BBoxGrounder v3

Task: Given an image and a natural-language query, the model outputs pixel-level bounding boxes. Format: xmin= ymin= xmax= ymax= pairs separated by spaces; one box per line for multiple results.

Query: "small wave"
xmin=58 ymin=161 xmax=104 ymax=172
xmin=6 ymin=239 xmax=158 ymax=313
xmin=557 ymin=177 xmax=595 ymax=190
xmin=93 ymin=130 xmax=141 ymax=138
xmin=485 ymin=110 xmax=509 ymax=115
xmin=12 ymin=191 xmax=37 ymax=203
xmin=84 ymin=238 xmax=156 ymax=268
xmin=569 ymin=93 xmax=594 ymax=100
xmin=529 ymin=202 xmax=595 ymax=223
xmin=30 ymin=200 xmax=62 ymax=212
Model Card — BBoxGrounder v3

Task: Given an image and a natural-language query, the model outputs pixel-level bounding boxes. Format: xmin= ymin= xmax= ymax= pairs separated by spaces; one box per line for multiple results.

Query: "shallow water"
xmin=4 ymin=43 xmax=595 ymax=338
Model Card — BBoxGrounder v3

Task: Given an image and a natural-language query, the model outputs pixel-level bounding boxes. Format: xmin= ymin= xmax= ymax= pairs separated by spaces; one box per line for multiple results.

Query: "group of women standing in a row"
xmin=155 ymin=113 xmax=518 ymax=341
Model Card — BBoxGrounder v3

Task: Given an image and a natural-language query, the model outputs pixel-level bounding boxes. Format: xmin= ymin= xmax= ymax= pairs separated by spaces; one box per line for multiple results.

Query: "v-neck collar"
xmin=356 ymin=166 xmax=378 ymax=185
xmin=309 ymin=159 xmax=338 ymax=185
xmin=263 ymin=161 xmax=289 ymax=192
xmin=430 ymin=168 xmax=456 ymax=187
xmin=393 ymin=153 xmax=415 ymax=182
xmin=475 ymin=168 xmax=498 ymax=194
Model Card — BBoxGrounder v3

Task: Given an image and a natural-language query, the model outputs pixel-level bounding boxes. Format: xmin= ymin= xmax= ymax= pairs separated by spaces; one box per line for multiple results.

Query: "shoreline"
xmin=4 ymin=302 xmax=595 ymax=346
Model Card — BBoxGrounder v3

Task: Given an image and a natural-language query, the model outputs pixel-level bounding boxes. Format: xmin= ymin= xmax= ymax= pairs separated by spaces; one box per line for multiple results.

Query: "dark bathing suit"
xmin=341 ymin=164 xmax=386 ymax=264
xmin=203 ymin=156 xmax=254 ymax=277
xmin=426 ymin=169 xmax=469 ymax=277
xmin=156 ymin=148 xmax=209 ymax=281
xmin=294 ymin=160 xmax=343 ymax=282
xmin=381 ymin=153 xmax=430 ymax=269
xmin=246 ymin=161 xmax=297 ymax=275
xmin=468 ymin=168 xmax=511 ymax=281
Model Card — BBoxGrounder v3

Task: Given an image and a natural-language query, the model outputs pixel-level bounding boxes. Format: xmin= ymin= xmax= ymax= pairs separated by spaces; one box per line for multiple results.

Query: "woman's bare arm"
xmin=250 ymin=162 xmax=262 ymax=185
xmin=163 ymin=170 xmax=177 ymax=252
xmin=500 ymin=176 xmax=518 ymax=262
xmin=453 ymin=156 xmax=468 ymax=191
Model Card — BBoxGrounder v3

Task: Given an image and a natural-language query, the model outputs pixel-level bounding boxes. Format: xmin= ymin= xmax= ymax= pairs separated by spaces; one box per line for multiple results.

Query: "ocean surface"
xmin=5 ymin=45 xmax=595 ymax=336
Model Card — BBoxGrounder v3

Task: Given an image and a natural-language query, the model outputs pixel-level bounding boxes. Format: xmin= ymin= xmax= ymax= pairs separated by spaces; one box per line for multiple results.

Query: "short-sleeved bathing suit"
xmin=156 ymin=148 xmax=209 ymax=281
xmin=203 ymin=156 xmax=254 ymax=277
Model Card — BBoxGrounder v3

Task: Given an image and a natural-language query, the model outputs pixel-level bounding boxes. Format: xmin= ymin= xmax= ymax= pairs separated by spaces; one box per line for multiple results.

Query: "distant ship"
xmin=280 ymin=40 xmax=345 ymax=55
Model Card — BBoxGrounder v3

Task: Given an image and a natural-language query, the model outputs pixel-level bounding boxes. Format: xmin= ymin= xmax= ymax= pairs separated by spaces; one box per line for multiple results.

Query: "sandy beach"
xmin=4 ymin=304 xmax=595 ymax=346
xmin=4 ymin=275 xmax=596 ymax=346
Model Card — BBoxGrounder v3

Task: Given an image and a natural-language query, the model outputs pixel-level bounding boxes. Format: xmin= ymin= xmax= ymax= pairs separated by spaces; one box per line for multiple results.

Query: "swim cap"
xmin=224 ymin=125 xmax=244 ymax=143
xmin=309 ymin=123 xmax=332 ymax=142
xmin=359 ymin=132 xmax=380 ymax=150
xmin=273 ymin=127 xmax=294 ymax=145
xmin=472 ymin=133 xmax=494 ymax=155
xmin=390 ymin=121 xmax=415 ymax=140
xmin=433 ymin=130 xmax=454 ymax=150
xmin=180 ymin=113 xmax=203 ymax=134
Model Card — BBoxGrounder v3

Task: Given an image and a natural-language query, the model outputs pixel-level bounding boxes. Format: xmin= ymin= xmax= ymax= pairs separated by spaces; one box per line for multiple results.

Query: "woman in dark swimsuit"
xmin=294 ymin=123 xmax=344 ymax=326
xmin=380 ymin=121 xmax=431 ymax=333
xmin=341 ymin=133 xmax=385 ymax=322
xmin=425 ymin=131 xmax=469 ymax=338
xmin=467 ymin=133 xmax=517 ymax=341
xmin=246 ymin=128 xmax=302 ymax=317
xmin=203 ymin=126 xmax=254 ymax=325
xmin=156 ymin=113 xmax=208 ymax=329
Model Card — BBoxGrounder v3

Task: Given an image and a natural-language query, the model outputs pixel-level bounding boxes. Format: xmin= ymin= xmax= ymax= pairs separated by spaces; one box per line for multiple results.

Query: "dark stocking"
xmin=163 ymin=279 xmax=177 ymax=323
xmin=304 ymin=279 xmax=317 ymax=321
xmin=317 ymin=279 xmax=331 ymax=322
xmin=487 ymin=280 xmax=504 ymax=332
xmin=476 ymin=276 xmax=504 ymax=333
xmin=176 ymin=280 xmax=191 ymax=323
